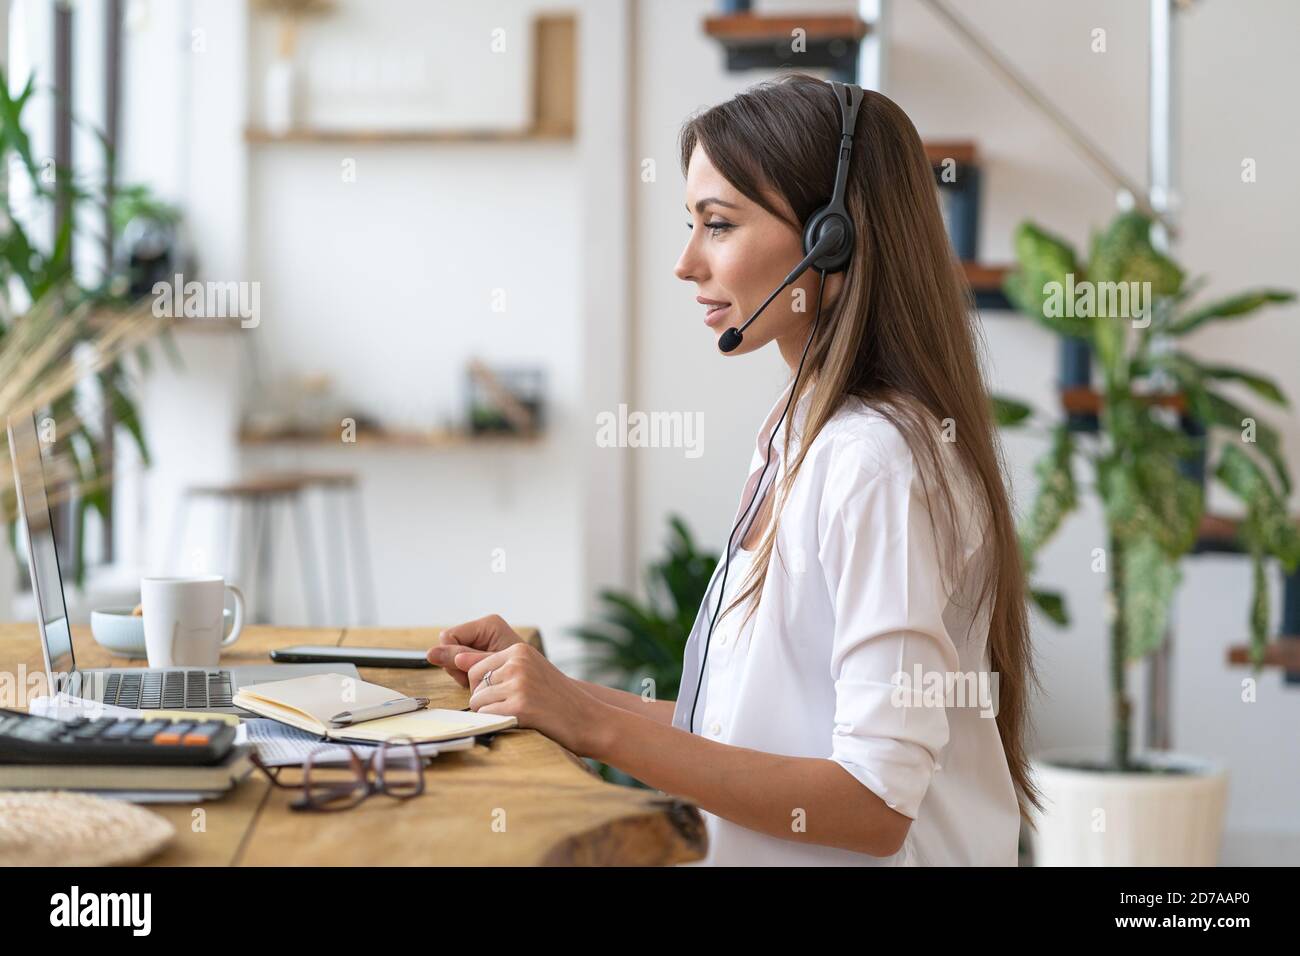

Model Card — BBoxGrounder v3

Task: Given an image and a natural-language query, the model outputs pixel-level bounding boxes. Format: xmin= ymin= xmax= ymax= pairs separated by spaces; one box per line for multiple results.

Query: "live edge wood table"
xmin=0 ymin=623 xmax=706 ymax=866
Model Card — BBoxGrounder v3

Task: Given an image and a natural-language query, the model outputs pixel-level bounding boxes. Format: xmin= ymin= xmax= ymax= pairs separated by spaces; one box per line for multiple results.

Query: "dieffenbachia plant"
xmin=990 ymin=210 xmax=1298 ymax=769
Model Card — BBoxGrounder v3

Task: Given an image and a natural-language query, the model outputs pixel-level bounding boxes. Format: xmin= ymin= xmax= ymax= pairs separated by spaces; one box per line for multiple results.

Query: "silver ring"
xmin=483 ymin=668 xmax=494 ymax=687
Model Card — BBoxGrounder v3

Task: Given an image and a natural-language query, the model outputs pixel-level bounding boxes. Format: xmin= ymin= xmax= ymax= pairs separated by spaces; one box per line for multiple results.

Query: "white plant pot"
xmin=1028 ymin=747 xmax=1228 ymax=866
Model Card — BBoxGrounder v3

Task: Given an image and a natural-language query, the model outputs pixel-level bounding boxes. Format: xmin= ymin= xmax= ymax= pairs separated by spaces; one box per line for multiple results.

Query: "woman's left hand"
xmin=455 ymin=643 xmax=605 ymax=756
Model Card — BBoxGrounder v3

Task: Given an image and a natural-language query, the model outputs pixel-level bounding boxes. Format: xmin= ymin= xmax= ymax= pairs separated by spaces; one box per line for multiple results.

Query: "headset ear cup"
xmin=802 ymin=207 xmax=855 ymax=273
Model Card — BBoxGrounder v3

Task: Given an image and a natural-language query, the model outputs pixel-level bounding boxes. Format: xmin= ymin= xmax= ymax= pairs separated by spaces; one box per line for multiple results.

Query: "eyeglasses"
xmin=251 ymin=735 xmax=425 ymax=812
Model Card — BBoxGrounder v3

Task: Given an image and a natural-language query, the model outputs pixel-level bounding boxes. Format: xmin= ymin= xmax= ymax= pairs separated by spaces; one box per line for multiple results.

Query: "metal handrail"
xmin=916 ymin=0 xmax=1177 ymax=237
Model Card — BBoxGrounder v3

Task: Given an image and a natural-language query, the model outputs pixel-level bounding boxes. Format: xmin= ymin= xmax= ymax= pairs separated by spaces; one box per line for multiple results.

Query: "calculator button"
xmin=71 ymin=719 xmax=114 ymax=739
xmin=101 ymin=720 xmax=141 ymax=740
xmin=153 ymin=723 xmax=194 ymax=745
xmin=131 ymin=721 xmax=166 ymax=741
xmin=182 ymin=722 xmax=224 ymax=745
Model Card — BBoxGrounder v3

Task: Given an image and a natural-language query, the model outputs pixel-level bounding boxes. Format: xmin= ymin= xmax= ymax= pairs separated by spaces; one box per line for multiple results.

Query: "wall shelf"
xmin=245 ymin=125 xmax=573 ymax=145
xmin=246 ymin=14 xmax=575 ymax=146
xmin=238 ymin=425 xmax=543 ymax=449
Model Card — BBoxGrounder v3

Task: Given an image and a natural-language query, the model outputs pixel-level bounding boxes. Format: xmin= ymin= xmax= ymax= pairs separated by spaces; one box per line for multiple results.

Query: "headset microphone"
xmin=689 ymin=80 xmax=863 ymax=736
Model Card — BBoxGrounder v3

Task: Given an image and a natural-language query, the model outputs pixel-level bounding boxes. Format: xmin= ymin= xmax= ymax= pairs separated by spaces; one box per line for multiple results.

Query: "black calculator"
xmin=0 ymin=708 xmax=237 ymax=766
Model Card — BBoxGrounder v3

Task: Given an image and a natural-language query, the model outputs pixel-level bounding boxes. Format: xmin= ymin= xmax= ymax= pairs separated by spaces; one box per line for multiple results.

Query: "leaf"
xmin=1249 ymin=549 xmax=1269 ymax=668
xmin=1029 ymin=588 xmax=1068 ymax=626
xmin=101 ymin=368 xmax=152 ymax=466
xmin=1199 ymin=391 xmax=1291 ymax=496
xmin=1196 ymin=363 xmax=1289 ymax=407
xmin=1098 ymin=444 xmax=1203 ymax=559
xmin=1087 ymin=211 xmax=1184 ymax=296
xmin=1019 ymin=425 xmax=1077 ymax=565
xmin=0 ymin=70 xmax=46 ymax=191
xmin=990 ymin=394 xmax=1033 ymax=427
xmin=1154 ymin=350 xmax=1289 ymax=408
xmin=1002 ymin=222 xmax=1090 ymax=337
xmin=1135 ymin=450 xmax=1204 ymax=557
xmin=1155 ymin=352 xmax=1293 ymax=497
xmin=1216 ymin=445 xmax=1300 ymax=571
xmin=1119 ymin=535 xmax=1181 ymax=661
xmin=1168 ymin=289 xmax=1295 ymax=336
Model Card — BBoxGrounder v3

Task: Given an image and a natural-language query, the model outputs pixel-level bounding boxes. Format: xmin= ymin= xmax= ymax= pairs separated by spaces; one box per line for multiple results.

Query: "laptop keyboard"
xmin=99 ymin=670 xmax=235 ymax=710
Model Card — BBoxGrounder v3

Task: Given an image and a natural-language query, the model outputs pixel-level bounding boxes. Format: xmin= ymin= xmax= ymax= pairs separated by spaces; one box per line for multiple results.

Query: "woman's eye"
xmin=685 ymin=220 xmax=734 ymax=236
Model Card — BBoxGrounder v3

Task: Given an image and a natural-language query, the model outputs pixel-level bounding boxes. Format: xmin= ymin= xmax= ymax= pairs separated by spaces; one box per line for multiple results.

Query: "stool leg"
xmin=346 ymin=486 xmax=378 ymax=625
xmin=292 ymin=492 xmax=324 ymax=627
xmin=238 ymin=498 xmax=258 ymax=604
xmin=253 ymin=499 xmax=274 ymax=625
xmin=323 ymin=487 xmax=350 ymax=625
xmin=222 ymin=496 xmax=237 ymax=579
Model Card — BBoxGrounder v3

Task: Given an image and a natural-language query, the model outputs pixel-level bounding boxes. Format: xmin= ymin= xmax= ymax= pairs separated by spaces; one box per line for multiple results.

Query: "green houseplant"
xmin=996 ymin=209 xmax=1298 ymax=865
xmin=1 ymin=68 xmax=165 ymax=584
xmin=570 ymin=515 xmax=717 ymax=786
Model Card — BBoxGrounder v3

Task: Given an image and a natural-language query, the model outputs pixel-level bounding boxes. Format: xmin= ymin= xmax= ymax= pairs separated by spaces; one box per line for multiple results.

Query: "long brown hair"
xmin=680 ymin=72 xmax=1042 ymax=821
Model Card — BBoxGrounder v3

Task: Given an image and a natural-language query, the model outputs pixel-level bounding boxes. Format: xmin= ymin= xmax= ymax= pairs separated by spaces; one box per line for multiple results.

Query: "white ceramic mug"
xmin=140 ymin=575 xmax=245 ymax=668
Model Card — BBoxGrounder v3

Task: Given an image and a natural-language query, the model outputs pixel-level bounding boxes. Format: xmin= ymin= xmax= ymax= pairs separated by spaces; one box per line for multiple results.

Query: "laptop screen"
xmin=6 ymin=413 xmax=75 ymax=679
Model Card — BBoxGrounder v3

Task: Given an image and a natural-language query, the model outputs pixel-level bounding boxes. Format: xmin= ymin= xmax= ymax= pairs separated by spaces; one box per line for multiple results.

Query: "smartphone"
xmin=269 ymin=645 xmax=433 ymax=668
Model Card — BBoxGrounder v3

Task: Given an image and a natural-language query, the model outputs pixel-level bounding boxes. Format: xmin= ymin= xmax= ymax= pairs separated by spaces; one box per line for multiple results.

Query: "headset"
xmin=688 ymin=79 xmax=862 ymax=734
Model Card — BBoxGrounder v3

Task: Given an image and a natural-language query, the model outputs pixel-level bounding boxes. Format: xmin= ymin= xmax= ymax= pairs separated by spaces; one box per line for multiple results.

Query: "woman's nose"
xmin=674 ymin=239 xmax=704 ymax=283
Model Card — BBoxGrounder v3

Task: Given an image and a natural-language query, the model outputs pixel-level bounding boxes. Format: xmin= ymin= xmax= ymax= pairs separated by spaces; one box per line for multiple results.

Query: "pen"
xmin=329 ymin=696 xmax=430 ymax=727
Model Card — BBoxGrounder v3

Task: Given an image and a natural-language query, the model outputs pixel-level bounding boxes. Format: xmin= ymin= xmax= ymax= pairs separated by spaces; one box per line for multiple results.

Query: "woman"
xmin=427 ymin=73 xmax=1040 ymax=866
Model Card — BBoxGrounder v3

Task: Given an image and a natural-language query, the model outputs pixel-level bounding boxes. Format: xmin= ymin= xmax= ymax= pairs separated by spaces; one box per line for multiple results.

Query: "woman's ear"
xmin=822 ymin=271 xmax=847 ymax=311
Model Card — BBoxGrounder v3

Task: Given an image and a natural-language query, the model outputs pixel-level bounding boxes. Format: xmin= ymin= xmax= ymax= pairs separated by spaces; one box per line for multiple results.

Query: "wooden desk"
xmin=0 ymin=622 xmax=706 ymax=866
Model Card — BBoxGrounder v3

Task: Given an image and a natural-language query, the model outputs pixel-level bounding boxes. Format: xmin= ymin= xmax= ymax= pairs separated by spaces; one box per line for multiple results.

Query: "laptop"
xmin=7 ymin=412 xmax=359 ymax=717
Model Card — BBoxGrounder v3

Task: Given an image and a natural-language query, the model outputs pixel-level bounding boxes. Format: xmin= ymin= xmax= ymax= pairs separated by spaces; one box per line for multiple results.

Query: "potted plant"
xmin=1 ymin=288 xmax=158 ymax=588
xmin=996 ymin=210 xmax=1299 ymax=865
xmin=1 ymin=69 xmax=166 ymax=585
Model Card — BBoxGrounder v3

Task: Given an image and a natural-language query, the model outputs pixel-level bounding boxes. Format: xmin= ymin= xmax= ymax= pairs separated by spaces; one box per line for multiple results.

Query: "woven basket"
xmin=0 ymin=791 xmax=175 ymax=866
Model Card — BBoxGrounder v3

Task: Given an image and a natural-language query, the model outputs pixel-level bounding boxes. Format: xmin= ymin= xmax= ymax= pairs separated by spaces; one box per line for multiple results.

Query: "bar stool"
xmin=269 ymin=470 xmax=378 ymax=626
xmin=170 ymin=475 xmax=324 ymax=625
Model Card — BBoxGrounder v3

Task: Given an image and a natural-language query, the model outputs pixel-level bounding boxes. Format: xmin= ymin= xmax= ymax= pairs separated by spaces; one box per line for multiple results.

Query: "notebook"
xmin=231 ymin=672 xmax=516 ymax=744
xmin=237 ymin=717 xmax=476 ymax=767
xmin=0 ymin=743 xmax=253 ymax=794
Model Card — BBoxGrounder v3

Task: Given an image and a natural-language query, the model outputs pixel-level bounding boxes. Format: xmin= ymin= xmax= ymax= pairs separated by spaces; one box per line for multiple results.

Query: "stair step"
xmin=702 ymin=12 xmax=870 ymax=75
xmin=1227 ymin=640 xmax=1300 ymax=670
xmin=702 ymin=13 xmax=870 ymax=44
xmin=1059 ymin=387 xmax=1187 ymax=416
xmin=962 ymin=261 xmax=1006 ymax=291
xmin=925 ymin=141 xmax=979 ymax=167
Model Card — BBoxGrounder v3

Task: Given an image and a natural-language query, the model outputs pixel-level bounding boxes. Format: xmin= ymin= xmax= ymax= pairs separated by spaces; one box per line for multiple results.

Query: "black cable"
xmin=688 ymin=267 xmax=829 ymax=734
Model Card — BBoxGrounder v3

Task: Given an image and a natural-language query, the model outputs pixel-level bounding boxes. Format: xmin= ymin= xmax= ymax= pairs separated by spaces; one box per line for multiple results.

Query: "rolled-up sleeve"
xmin=818 ymin=443 xmax=962 ymax=820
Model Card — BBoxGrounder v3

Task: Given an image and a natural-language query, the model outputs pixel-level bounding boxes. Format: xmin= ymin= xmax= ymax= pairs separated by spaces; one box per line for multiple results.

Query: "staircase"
xmin=699 ymin=1 xmax=1300 ymax=693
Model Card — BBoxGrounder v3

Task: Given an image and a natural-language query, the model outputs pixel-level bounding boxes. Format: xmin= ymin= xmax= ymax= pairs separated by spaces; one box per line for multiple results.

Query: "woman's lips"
xmin=703 ymin=303 xmax=731 ymax=328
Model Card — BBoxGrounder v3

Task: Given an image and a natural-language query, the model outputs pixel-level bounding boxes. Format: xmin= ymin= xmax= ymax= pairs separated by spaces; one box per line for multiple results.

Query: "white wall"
xmin=630 ymin=0 xmax=1300 ymax=859
xmin=110 ymin=0 xmax=632 ymax=677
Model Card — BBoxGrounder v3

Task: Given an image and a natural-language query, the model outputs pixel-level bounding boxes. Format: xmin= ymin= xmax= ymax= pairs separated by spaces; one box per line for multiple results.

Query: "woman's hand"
xmin=426 ymin=614 xmax=525 ymax=687
xmin=456 ymin=643 xmax=606 ymax=756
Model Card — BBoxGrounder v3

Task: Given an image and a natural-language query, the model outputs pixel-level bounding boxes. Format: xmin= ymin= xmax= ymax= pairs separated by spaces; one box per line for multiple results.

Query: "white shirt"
xmin=672 ymin=378 xmax=1021 ymax=866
